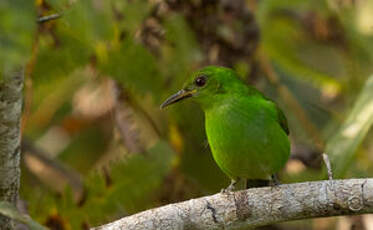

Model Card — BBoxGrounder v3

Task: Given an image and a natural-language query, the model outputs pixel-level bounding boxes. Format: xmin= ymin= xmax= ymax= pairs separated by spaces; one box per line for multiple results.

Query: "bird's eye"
xmin=194 ymin=75 xmax=207 ymax=87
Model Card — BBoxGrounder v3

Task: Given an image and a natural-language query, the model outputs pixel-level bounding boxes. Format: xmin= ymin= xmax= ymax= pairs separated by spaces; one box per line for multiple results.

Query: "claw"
xmin=220 ymin=178 xmax=238 ymax=194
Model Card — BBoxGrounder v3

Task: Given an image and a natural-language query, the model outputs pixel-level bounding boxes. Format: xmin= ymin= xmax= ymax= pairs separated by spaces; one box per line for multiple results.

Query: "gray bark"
xmin=92 ymin=178 xmax=373 ymax=230
xmin=0 ymin=69 xmax=24 ymax=230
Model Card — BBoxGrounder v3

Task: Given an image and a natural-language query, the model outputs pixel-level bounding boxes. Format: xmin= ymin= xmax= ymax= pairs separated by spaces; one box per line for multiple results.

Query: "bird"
xmin=160 ymin=66 xmax=290 ymax=192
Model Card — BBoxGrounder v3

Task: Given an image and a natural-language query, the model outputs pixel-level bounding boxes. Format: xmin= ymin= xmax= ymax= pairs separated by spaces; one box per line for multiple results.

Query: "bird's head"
xmin=161 ymin=66 xmax=244 ymax=109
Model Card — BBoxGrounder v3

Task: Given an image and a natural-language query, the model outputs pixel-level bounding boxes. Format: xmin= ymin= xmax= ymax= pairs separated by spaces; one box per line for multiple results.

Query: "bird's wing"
xmin=276 ymin=105 xmax=290 ymax=135
xmin=259 ymin=94 xmax=290 ymax=136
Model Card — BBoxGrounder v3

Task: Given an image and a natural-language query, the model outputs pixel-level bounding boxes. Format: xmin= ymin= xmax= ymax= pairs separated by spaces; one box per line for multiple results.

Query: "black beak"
xmin=160 ymin=89 xmax=194 ymax=109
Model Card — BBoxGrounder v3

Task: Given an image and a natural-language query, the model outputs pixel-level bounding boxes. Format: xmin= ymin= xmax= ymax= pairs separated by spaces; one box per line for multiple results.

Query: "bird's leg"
xmin=270 ymin=174 xmax=281 ymax=186
xmin=221 ymin=178 xmax=239 ymax=193
xmin=245 ymin=179 xmax=270 ymax=189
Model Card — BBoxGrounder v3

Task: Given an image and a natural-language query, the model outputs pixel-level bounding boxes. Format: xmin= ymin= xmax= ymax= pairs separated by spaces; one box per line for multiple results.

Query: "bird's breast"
xmin=204 ymin=100 xmax=290 ymax=179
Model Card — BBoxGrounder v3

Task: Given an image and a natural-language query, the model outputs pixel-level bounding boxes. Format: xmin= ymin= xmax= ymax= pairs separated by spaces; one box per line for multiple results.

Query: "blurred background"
xmin=3 ymin=0 xmax=373 ymax=229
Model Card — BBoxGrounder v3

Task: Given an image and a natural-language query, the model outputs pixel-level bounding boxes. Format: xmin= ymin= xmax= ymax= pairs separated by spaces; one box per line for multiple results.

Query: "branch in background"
xmin=112 ymin=81 xmax=145 ymax=154
xmin=92 ymin=178 xmax=373 ymax=230
xmin=22 ymin=138 xmax=84 ymax=203
xmin=0 ymin=69 xmax=24 ymax=230
xmin=111 ymin=80 xmax=160 ymax=156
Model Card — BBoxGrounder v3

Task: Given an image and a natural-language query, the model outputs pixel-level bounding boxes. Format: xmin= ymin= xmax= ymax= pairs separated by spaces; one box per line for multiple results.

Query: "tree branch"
xmin=0 ymin=69 xmax=24 ymax=230
xmin=92 ymin=178 xmax=373 ymax=230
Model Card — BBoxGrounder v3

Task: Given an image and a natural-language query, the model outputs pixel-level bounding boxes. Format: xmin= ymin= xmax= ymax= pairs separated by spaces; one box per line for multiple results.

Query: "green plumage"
xmin=161 ymin=66 xmax=290 ymax=190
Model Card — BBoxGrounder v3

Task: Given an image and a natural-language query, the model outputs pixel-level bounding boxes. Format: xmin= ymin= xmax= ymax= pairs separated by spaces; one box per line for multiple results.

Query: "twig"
xmin=92 ymin=178 xmax=373 ymax=230
xmin=37 ymin=13 xmax=62 ymax=23
xmin=322 ymin=153 xmax=333 ymax=181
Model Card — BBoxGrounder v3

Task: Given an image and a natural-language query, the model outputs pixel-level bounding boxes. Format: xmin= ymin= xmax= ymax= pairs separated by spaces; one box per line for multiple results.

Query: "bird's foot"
xmin=269 ymin=174 xmax=281 ymax=192
xmin=270 ymin=174 xmax=281 ymax=186
xmin=220 ymin=179 xmax=238 ymax=194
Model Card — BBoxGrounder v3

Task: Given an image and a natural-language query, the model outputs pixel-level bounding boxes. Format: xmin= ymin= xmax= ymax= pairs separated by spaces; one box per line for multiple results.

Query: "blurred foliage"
xmin=24 ymin=141 xmax=175 ymax=228
xmin=1 ymin=0 xmax=373 ymax=229
xmin=327 ymin=75 xmax=373 ymax=178
xmin=0 ymin=0 xmax=36 ymax=79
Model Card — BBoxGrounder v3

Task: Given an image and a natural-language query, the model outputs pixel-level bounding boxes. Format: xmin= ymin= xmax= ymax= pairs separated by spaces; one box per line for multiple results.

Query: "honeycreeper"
xmin=161 ymin=66 xmax=290 ymax=191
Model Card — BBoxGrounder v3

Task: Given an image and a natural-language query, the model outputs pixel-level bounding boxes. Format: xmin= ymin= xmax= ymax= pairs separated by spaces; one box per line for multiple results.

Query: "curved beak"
xmin=160 ymin=89 xmax=195 ymax=109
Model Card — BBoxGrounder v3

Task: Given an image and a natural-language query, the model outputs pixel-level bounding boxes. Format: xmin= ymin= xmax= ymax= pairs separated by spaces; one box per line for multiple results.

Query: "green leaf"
xmin=160 ymin=14 xmax=202 ymax=90
xmin=32 ymin=26 xmax=92 ymax=83
xmin=34 ymin=0 xmax=117 ymax=84
xmin=26 ymin=69 xmax=87 ymax=135
xmin=99 ymin=37 xmax=163 ymax=97
xmin=62 ymin=0 xmax=115 ymax=43
xmin=0 ymin=201 xmax=48 ymax=230
xmin=114 ymin=0 xmax=152 ymax=35
xmin=47 ymin=0 xmax=69 ymax=11
xmin=327 ymin=75 xmax=373 ymax=178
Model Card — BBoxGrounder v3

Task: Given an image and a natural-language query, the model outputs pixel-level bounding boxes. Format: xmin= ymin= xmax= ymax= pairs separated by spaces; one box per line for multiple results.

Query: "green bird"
xmin=161 ymin=66 xmax=290 ymax=191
